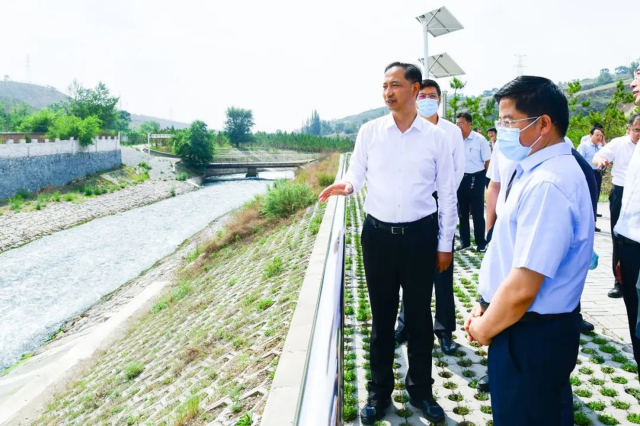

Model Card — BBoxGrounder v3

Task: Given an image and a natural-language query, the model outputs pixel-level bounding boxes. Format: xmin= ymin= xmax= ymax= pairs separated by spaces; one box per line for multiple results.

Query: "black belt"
xmin=464 ymin=170 xmax=486 ymax=177
xmin=366 ymin=213 xmax=435 ymax=235
xmin=479 ymin=297 xmax=578 ymax=323
xmin=618 ymin=235 xmax=640 ymax=246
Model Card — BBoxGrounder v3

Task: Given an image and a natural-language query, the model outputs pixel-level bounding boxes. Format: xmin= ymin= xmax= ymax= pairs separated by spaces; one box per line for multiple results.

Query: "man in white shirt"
xmin=593 ymin=113 xmax=640 ymax=299
xmin=466 ymin=76 xmax=593 ymax=425
xmin=614 ymin=64 xmax=640 ymax=373
xmin=395 ymin=79 xmax=464 ymax=355
xmin=319 ymin=62 xmax=457 ymax=424
xmin=580 ymin=122 xmax=605 ymax=146
xmin=456 ymin=112 xmax=492 ymax=252
xmin=578 ymin=127 xmax=606 ymax=230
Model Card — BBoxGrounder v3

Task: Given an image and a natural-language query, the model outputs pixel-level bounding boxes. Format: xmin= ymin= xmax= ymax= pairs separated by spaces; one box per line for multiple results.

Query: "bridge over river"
xmin=205 ymin=158 xmax=316 ymax=177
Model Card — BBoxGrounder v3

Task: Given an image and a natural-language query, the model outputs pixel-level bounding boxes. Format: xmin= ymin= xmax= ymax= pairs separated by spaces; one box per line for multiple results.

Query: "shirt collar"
xmin=516 ymin=141 xmax=571 ymax=176
xmin=385 ymin=112 xmax=426 ymax=133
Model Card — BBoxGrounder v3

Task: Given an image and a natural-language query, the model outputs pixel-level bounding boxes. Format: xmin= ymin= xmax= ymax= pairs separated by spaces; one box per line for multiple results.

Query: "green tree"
xmin=447 ymin=78 xmax=466 ymax=121
xmin=224 ymin=107 xmax=255 ymax=147
xmin=18 ymin=108 xmax=59 ymax=133
xmin=65 ymin=80 xmax=119 ymax=130
xmin=114 ymin=110 xmax=131 ymax=132
xmin=47 ymin=115 xmax=102 ymax=147
xmin=138 ymin=120 xmax=161 ymax=135
xmin=594 ymin=68 xmax=614 ymax=87
xmin=307 ymin=110 xmax=321 ymax=136
xmin=566 ymin=80 xmax=593 ymax=144
xmin=175 ymin=120 xmax=214 ymax=165
xmin=601 ymin=79 xmax=635 ymax=137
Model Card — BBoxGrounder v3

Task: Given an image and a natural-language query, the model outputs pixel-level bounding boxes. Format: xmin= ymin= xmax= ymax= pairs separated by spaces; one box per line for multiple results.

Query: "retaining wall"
xmin=0 ymin=137 xmax=121 ymax=199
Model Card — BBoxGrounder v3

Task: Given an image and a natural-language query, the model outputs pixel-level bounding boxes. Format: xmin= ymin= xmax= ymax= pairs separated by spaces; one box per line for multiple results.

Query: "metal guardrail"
xmin=294 ymin=154 xmax=347 ymax=426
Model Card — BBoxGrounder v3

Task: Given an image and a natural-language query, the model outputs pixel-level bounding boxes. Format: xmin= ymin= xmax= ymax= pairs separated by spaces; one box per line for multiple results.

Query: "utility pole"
xmin=515 ymin=54 xmax=527 ymax=76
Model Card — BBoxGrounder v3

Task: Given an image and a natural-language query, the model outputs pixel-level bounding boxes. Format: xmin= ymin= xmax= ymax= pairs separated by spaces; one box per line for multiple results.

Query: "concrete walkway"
xmin=581 ymin=201 xmax=633 ymax=347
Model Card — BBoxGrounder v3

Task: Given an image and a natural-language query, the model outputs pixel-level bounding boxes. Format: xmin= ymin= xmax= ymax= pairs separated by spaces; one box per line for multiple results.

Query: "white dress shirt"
xmin=463 ymin=131 xmax=492 ymax=174
xmin=578 ymin=141 xmax=602 ymax=170
xmin=343 ymin=113 xmax=457 ymax=252
xmin=480 ymin=143 xmax=594 ymax=314
xmin=595 ymin=135 xmax=637 ymax=187
xmin=486 ymin=141 xmax=518 ymax=217
xmin=614 ymin=141 xmax=640 ymax=243
xmin=564 ymin=136 xmax=574 ymax=146
xmin=435 ymin=116 xmax=465 ymax=187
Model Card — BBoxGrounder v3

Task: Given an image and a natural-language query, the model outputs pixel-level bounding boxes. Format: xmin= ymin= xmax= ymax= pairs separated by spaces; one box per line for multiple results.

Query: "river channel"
xmin=0 ymin=171 xmax=293 ymax=371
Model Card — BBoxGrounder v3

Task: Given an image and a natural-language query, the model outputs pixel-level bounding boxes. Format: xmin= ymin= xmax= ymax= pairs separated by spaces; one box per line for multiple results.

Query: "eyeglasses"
xmin=495 ymin=117 xmax=540 ymax=129
xmin=417 ymin=94 xmax=439 ymax=100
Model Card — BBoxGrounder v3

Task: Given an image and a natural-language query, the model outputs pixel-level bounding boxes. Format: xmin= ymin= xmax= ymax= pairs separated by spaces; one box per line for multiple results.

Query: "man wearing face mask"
xmin=456 ymin=113 xmax=492 ymax=252
xmin=394 ymin=79 xmax=464 ymax=355
xmin=465 ymin=76 xmax=594 ymax=425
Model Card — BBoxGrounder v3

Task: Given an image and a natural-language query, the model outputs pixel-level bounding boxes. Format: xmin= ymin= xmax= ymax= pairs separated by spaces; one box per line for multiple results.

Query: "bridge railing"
xmin=261 ymin=154 xmax=347 ymax=426
xmin=210 ymin=153 xmax=321 ymax=163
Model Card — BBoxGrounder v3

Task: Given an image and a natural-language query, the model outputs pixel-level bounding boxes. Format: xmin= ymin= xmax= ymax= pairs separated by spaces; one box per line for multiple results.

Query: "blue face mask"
xmin=417 ymin=98 xmax=439 ymax=118
xmin=497 ymin=117 xmax=542 ymax=161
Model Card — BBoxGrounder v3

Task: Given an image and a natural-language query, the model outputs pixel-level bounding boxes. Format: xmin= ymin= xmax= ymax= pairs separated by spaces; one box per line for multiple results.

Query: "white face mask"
xmin=496 ymin=117 xmax=542 ymax=161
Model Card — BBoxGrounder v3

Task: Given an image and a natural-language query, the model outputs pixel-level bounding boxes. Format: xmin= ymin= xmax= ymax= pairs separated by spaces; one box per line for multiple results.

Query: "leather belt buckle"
xmin=391 ymin=226 xmax=405 ymax=235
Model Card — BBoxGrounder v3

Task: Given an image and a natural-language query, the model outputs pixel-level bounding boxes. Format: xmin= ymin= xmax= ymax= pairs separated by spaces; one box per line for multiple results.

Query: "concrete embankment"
xmin=0 ymin=200 xmax=327 ymax=425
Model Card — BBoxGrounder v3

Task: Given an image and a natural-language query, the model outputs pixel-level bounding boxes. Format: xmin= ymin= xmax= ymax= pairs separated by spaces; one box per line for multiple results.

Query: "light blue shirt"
xmin=463 ymin=131 xmax=492 ymax=174
xmin=479 ymin=142 xmax=595 ymax=314
xmin=577 ymin=141 xmax=601 ymax=170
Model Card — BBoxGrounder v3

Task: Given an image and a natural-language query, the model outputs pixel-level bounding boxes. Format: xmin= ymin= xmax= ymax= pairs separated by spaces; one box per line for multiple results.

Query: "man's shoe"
xmin=477 ymin=375 xmax=490 ymax=393
xmin=595 ymin=226 xmax=601 ymax=232
xmin=455 ymin=244 xmax=470 ymax=252
xmin=580 ymin=320 xmax=595 ymax=334
xmin=477 ymin=246 xmax=487 ymax=253
xmin=608 ymin=283 xmax=623 ymax=299
xmin=395 ymin=330 xmax=407 ymax=345
xmin=597 ymin=213 xmax=603 ymax=217
xmin=409 ymin=396 xmax=445 ymax=423
xmin=360 ymin=398 xmax=391 ymax=425
xmin=439 ymin=335 xmax=457 ymax=355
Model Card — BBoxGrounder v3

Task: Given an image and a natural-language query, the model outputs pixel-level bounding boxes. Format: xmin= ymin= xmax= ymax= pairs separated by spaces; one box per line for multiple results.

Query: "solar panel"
xmin=419 ymin=53 xmax=465 ymax=78
xmin=415 ymin=6 xmax=464 ymax=37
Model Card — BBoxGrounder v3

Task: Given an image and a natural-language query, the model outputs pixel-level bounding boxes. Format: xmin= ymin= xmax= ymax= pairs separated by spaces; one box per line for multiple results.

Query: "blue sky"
xmin=2 ymin=0 xmax=636 ymax=131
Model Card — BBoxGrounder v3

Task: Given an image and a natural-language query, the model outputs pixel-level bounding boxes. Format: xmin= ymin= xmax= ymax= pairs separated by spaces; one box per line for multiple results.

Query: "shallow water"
xmin=0 ymin=171 xmax=293 ymax=371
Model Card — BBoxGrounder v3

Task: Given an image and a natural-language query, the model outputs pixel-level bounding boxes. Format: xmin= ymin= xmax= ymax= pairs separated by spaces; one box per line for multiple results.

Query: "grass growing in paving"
xmin=342 ymin=185 xmax=639 ymax=426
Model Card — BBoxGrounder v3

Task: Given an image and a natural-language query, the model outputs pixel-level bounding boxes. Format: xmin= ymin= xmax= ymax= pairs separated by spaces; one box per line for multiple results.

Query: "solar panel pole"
xmin=422 ymin=22 xmax=429 ymax=78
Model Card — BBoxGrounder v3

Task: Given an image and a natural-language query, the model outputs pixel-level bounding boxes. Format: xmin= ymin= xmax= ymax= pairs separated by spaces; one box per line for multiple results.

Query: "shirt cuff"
xmin=437 ymin=239 xmax=453 ymax=252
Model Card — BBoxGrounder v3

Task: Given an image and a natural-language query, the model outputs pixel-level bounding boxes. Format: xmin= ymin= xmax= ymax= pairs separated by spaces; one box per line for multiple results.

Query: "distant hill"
xmin=0 ymin=80 xmax=190 ymax=130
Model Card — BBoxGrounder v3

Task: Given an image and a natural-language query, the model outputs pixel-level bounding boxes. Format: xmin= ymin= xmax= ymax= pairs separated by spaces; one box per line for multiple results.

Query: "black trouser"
xmin=609 ymin=185 xmax=624 ymax=284
xmin=458 ymin=170 xmax=486 ymax=248
xmin=489 ymin=311 xmax=580 ymax=426
xmin=362 ymin=214 xmax=438 ymax=401
xmin=593 ymin=169 xmax=602 ymax=218
xmin=619 ymin=236 xmax=640 ymax=371
xmin=395 ymin=241 xmax=455 ymax=339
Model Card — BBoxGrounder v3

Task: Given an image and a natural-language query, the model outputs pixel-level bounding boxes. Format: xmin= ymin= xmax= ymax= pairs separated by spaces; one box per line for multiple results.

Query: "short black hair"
xmin=420 ymin=79 xmax=441 ymax=97
xmin=384 ymin=62 xmax=422 ymax=86
xmin=487 ymin=127 xmax=497 ymax=133
xmin=593 ymin=123 xmax=604 ymax=129
xmin=494 ymin=76 xmax=569 ymax=136
xmin=590 ymin=126 xmax=604 ymax=136
xmin=456 ymin=112 xmax=473 ymax=123
xmin=629 ymin=113 xmax=640 ymax=127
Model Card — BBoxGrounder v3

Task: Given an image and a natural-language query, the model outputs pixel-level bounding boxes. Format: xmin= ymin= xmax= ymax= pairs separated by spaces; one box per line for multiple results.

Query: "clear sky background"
xmin=2 ymin=0 xmax=636 ymax=132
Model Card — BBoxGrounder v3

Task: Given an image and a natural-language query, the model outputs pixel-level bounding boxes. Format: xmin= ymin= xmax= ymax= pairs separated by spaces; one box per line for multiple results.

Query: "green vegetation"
xmin=124 ymin=362 xmax=145 ymax=380
xmin=225 ymin=107 xmax=255 ymax=147
xmin=253 ymin=131 xmax=353 ymax=153
xmin=261 ymin=180 xmax=315 ymax=219
xmin=173 ymin=120 xmax=214 ymax=165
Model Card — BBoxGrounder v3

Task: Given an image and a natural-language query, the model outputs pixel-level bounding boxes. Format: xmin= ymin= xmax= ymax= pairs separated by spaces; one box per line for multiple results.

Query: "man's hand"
xmin=436 ymin=251 xmax=452 ymax=273
xmin=465 ymin=303 xmax=485 ymax=342
xmin=593 ymin=156 xmax=610 ymax=169
xmin=469 ymin=317 xmax=492 ymax=346
xmin=318 ymin=181 xmax=353 ymax=203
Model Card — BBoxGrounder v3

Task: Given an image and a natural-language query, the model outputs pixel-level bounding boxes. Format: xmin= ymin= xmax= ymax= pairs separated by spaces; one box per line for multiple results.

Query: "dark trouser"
xmin=619 ymin=237 xmax=640 ymax=370
xmin=593 ymin=169 xmax=602 ymax=218
xmin=362 ymin=214 xmax=438 ymax=401
xmin=395 ymin=246 xmax=456 ymax=339
xmin=488 ymin=311 xmax=580 ymax=426
xmin=609 ymin=185 xmax=624 ymax=283
xmin=458 ymin=171 xmax=486 ymax=248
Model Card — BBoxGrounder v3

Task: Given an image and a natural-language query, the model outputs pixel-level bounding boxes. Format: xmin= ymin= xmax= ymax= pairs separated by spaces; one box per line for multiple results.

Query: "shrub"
xmin=47 ymin=114 xmax=101 ymax=147
xmin=235 ymin=412 xmax=253 ymax=426
xmin=597 ymin=413 xmax=619 ymax=425
xmin=177 ymin=172 xmax=188 ymax=181
xmin=574 ymin=411 xmax=593 ymax=426
xmin=263 ymin=257 xmax=284 ymax=279
xmin=9 ymin=195 xmax=24 ymax=211
xmin=317 ymin=172 xmax=335 ymax=187
xmin=256 ymin=299 xmax=274 ymax=311
xmin=124 ymin=362 xmax=144 ymax=380
xmin=261 ymin=180 xmax=315 ymax=219
xmin=137 ymin=161 xmax=151 ymax=170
